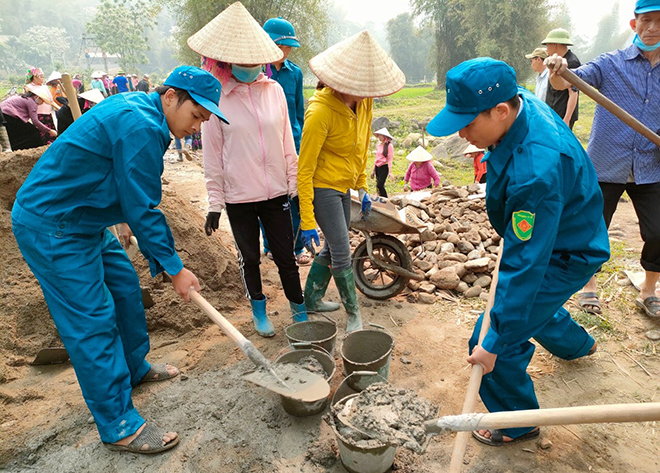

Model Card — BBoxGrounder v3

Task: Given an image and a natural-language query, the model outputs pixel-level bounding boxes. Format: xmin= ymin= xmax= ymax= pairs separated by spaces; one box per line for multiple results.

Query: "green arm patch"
xmin=512 ymin=210 xmax=535 ymax=241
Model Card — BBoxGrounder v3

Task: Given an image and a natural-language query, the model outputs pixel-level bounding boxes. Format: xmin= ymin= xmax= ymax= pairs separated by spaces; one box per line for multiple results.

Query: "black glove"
xmin=205 ymin=211 xmax=221 ymax=236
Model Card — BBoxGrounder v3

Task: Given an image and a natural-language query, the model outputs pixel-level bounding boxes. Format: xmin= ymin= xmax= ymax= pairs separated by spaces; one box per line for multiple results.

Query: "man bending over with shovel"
xmin=12 ymin=66 xmax=228 ymax=453
xmin=546 ymin=0 xmax=660 ymax=318
xmin=426 ymin=58 xmax=609 ymax=446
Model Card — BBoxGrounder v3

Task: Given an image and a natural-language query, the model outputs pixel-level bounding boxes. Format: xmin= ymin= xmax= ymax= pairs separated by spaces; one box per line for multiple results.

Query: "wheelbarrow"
xmin=349 ymin=196 xmax=425 ymax=300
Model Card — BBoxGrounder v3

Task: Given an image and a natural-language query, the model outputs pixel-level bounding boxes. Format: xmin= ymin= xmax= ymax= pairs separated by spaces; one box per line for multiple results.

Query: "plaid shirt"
xmin=575 ymin=45 xmax=660 ymax=184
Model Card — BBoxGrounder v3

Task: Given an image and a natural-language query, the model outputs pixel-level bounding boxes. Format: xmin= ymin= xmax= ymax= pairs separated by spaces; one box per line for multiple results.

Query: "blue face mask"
xmin=231 ymin=64 xmax=262 ymax=83
xmin=633 ymin=34 xmax=660 ymax=52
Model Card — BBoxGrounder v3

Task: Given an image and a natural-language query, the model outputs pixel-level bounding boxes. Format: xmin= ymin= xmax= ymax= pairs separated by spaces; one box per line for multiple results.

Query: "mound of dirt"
xmin=0 ymin=148 xmax=242 ymax=383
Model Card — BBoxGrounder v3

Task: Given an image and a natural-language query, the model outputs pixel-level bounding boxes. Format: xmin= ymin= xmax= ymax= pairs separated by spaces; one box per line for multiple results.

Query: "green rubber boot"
xmin=331 ymin=267 xmax=363 ymax=333
xmin=304 ymin=256 xmax=340 ymax=312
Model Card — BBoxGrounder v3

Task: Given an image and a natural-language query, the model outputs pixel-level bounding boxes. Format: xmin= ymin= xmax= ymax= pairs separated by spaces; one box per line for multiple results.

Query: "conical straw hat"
xmin=406 ymin=146 xmax=433 ymax=162
xmin=187 ymin=2 xmax=283 ymax=65
xmin=309 ymin=30 xmax=405 ymax=98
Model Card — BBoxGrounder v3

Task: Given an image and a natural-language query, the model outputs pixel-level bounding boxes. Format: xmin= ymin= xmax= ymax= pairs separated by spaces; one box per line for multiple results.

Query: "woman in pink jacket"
xmin=403 ymin=146 xmax=441 ymax=191
xmin=189 ymin=2 xmax=306 ymax=337
xmin=370 ymin=127 xmax=394 ymax=197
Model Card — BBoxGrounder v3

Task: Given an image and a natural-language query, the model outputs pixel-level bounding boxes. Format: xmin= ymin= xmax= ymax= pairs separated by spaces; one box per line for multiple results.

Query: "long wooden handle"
xmin=61 ymin=73 xmax=82 ymax=120
xmin=190 ymin=290 xmax=251 ymax=353
xmin=560 ymin=69 xmax=660 ymax=148
xmin=449 ymin=239 xmax=504 ymax=472
xmin=428 ymin=402 xmax=660 ymax=434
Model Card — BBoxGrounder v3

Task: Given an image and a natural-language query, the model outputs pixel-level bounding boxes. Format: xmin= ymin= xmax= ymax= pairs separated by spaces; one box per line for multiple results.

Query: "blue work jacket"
xmin=481 ymin=88 xmax=610 ymax=355
xmin=12 ymin=92 xmax=182 ymax=277
xmin=269 ymin=59 xmax=304 ymax=152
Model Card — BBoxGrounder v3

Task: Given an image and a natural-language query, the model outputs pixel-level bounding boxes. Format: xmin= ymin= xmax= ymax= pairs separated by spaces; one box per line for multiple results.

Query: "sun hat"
xmin=91 ymin=71 xmax=103 ymax=79
xmin=406 ymin=146 xmax=433 ymax=162
xmin=635 ymin=0 xmax=660 ymax=13
xmin=463 ymin=144 xmax=484 ymax=154
xmin=163 ymin=65 xmax=229 ymax=124
xmin=426 ymin=57 xmax=518 ymax=137
xmin=79 ymin=89 xmax=105 ymax=104
xmin=263 ymin=17 xmax=300 ymax=48
xmin=187 ymin=1 xmax=282 ymax=65
xmin=541 ymin=28 xmax=573 ymax=46
xmin=309 ymin=30 xmax=405 ymax=98
xmin=373 ymin=127 xmax=393 ymax=140
xmin=46 ymin=71 xmax=62 ymax=84
xmin=525 ymin=47 xmax=548 ymax=59
xmin=26 ymin=84 xmax=53 ymax=104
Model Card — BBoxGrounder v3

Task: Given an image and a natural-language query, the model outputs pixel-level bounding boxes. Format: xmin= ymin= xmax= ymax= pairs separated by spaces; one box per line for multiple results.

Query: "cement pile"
xmin=351 ymin=183 xmax=500 ymax=303
xmin=338 ymin=382 xmax=438 ymax=453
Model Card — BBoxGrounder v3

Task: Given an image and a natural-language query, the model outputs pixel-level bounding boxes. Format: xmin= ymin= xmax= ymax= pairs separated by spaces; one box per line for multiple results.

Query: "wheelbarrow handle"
xmin=560 ymin=69 xmax=660 ymax=148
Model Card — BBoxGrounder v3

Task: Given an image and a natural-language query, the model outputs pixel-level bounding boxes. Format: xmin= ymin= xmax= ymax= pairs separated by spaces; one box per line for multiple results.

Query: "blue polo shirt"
xmin=12 ymin=92 xmax=182 ymax=277
xmin=269 ymin=59 xmax=304 ymax=152
xmin=574 ymin=45 xmax=660 ymax=184
xmin=112 ymin=75 xmax=130 ymax=93
xmin=480 ymin=88 xmax=610 ymax=355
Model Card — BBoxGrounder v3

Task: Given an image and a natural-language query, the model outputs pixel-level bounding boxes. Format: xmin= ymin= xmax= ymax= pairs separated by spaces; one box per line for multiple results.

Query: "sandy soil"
xmin=1 ymin=149 xmax=659 ymax=473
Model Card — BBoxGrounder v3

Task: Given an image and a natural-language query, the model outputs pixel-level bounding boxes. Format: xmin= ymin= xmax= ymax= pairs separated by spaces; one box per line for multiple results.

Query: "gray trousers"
xmin=0 ymin=125 xmax=11 ymax=152
xmin=313 ymin=188 xmax=352 ymax=271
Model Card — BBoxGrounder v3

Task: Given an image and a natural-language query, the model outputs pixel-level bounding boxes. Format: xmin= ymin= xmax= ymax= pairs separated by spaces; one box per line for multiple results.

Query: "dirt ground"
xmin=1 ymin=149 xmax=659 ymax=473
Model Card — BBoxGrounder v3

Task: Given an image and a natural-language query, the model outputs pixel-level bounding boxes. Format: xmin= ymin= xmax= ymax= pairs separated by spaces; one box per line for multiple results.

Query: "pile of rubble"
xmin=353 ymin=183 xmax=500 ymax=304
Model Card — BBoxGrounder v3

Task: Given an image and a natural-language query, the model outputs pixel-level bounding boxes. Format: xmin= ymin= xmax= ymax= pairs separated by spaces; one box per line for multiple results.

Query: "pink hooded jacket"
xmin=202 ymin=74 xmax=297 ymax=212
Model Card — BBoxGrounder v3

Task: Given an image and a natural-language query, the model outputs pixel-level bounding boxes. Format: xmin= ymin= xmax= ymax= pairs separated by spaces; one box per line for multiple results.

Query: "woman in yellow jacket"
xmin=298 ymin=31 xmax=405 ymax=332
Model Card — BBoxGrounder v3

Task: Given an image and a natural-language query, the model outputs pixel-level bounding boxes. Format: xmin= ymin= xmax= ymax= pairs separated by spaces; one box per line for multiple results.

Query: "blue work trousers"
xmin=260 ymin=196 xmax=304 ymax=255
xmin=12 ymin=224 xmax=150 ymax=443
xmin=469 ymin=260 xmax=596 ymax=439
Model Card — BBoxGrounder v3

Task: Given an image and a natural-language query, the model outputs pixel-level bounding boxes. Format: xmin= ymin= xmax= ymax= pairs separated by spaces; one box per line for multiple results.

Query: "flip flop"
xmin=105 ymin=423 xmax=179 ymax=454
xmin=138 ymin=363 xmax=179 ymax=384
xmin=577 ymin=291 xmax=602 ymax=315
xmin=295 ymin=252 xmax=312 ymax=265
xmin=635 ymin=296 xmax=660 ymax=318
xmin=472 ymin=428 xmax=540 ymax=447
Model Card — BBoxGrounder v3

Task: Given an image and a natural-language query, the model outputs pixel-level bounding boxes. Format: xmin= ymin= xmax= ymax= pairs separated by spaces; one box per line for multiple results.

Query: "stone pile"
xmin=351 ymin=183 xmax=500 ymax=304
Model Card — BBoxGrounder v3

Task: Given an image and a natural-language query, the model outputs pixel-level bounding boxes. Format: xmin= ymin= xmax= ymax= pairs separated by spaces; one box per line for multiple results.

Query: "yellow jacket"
xmin=298 ymin=87 xmax=373 ymax=230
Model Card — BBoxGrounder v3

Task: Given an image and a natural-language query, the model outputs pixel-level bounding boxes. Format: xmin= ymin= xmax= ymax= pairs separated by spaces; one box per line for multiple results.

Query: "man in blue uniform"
xmin=427 ymin=58 xmax=609 ymax=446
xmin=12 ymin=66 xmax=228 ymax=453
xmin=260 ymin=17 xmax=308 ymax=264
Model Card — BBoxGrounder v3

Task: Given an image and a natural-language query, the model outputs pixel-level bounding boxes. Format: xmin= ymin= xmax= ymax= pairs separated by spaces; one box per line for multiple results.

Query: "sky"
xmin=334 ymin=0 xmax=638 ymax=42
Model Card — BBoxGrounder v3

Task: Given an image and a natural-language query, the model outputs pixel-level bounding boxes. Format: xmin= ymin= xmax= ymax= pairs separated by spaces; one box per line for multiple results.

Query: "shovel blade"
xmin=242 ymin=364 xmax=330 ymax=403
xmin=32 ymin=347 xmax=69 ymax=365
xmin=141 ymin=287 xmax=155 ymax=309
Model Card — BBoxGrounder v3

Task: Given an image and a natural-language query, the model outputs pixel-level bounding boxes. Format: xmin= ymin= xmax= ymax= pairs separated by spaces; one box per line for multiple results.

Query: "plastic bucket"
xmin=274 ymin=345 xmax=335 ymax=417
xmin=284 ymin=314 xmax=338 ymax=355
xmin=328 ymin=373 xmax=396 ymax=473
xmin=341 ymin=324 xmax=394 ymax=390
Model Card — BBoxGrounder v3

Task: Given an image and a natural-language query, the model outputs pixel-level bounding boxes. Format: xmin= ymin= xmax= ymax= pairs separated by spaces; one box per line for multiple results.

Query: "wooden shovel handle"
xmin=61 ymin=73 xmax=82 ymax=121
xmin=560 ymin=69 xmax=660 ymax=148
xmin=189 ymin=290 xmax=250 ymax=352
xmin=449 ymin=240 xmax=504 ymax=472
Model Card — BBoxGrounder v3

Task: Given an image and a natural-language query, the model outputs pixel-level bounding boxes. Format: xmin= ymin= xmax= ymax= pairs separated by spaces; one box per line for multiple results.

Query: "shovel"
xmin=189 ymin=289 xmax=330 ymax=403
xmin=338 ymin=398 xmax=660 ymax=453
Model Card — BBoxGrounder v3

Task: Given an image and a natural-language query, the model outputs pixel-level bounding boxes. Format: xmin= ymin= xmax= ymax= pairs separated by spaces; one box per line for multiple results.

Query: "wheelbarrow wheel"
xmin=352 ymin=235 xmax=412 ymax=300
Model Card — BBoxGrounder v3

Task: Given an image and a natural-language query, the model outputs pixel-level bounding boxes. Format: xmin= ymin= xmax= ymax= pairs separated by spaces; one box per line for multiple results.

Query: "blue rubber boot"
xmin=289 ymin=301 xmax=309 ymax=323
xmin=250 ymin=297 xmax=275 ymax=337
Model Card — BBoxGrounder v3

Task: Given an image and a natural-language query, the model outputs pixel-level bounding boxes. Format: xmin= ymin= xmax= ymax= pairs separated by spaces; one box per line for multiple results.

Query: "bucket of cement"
xmin=341 ymin=324 xmax=394 ymax=390
xmin=285 ymin=314 xmax=337 ymax=355
xmin=329 ymin=392 xmax=396 ymax=473
xmin=274 ymin=345 xmax=335 ymax=416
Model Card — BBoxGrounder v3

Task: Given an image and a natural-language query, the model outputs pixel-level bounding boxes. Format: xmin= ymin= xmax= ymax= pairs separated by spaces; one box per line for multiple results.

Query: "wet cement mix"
xmin=296 ymin=355 xmax=326 ymax=377
xmin=341 ymin=382 xmax=439 ymax=453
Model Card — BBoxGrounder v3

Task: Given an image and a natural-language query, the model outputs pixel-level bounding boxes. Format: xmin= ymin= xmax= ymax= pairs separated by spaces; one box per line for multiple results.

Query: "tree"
xmin=412 ymin=0 xmax=475 ymax=87
xmin=86 ymin=0 xmax=161 ymax=72
xmin=162 ymin=0 xmax=330 ymax=75
xmin=386 ymin=13 xmax=433 ymax=83
xmin=586 ymin=1 xmax=631 ymax=61
xmin=14 ymin=26 xmax=71 ymax=71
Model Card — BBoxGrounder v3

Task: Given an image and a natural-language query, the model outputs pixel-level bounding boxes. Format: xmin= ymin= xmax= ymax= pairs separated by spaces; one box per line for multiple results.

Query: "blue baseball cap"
xmin=163 ymin=66 xmax=228 ymax=124
xmin=427 ymin=58 xmax=518 ymax=137
xmin=635 ymin=0 xmax=660 ymax=13
xmin=263 ymin=17 xmax=300 ymax=48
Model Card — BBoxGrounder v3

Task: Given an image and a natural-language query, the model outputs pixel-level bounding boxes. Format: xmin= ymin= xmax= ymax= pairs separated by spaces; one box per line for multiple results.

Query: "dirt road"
xmin=2 ymin=151 xmax=659 ymax=472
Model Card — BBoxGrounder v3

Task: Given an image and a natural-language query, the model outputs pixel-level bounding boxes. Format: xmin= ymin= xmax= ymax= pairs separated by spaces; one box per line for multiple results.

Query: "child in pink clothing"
xmin=403 ymin=146 xmax=440 ymax=191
